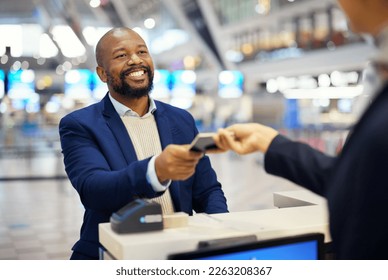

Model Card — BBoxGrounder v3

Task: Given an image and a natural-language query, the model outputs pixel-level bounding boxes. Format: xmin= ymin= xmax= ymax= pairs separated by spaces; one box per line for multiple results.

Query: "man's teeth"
xmin=128 ymin=70 xmax=144 ymax=77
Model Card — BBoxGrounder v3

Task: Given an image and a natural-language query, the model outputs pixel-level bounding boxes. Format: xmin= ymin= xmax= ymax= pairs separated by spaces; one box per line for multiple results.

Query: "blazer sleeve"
xmin=191 ymin=154 xmax=228 ymax=214
xmin=264 ymin=134 xmax=336 ymax=196
xmin=59 ymin=114 xmax=161 ymax=213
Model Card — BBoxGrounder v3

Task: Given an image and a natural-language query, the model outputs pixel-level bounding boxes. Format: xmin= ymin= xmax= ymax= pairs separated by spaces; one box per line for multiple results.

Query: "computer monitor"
xmin=168 ymin=233 xmax=324 ymax=260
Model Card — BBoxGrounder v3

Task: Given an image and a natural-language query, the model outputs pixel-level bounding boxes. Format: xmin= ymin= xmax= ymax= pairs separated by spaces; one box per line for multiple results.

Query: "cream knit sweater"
xmin=121 ymin=115 xmax=175 ymax=214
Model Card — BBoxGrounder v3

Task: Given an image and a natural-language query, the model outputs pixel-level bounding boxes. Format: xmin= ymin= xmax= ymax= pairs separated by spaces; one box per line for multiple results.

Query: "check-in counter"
xmin=273 ymin=189 xmax=327 ymax=208
xmin=99 ymin=190 xmax=330 ymax=259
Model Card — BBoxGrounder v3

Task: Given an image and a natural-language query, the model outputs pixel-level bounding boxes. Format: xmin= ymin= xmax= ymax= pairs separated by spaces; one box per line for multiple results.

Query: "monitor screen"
xmin=151 ymin=69 xmax=171 ymax=99
xmin=91 ymin=71 xmax=108 ymax=100
xmin=7 ymin=69 xmax=40 ymax=112
xmin=170 ymin=70 xmax=196 ymax=98
xmin=218 ymin=70 xmax=244 ymax=98
xmin=168 ymin=233 xmax=324 ymax=260
xmin=169 ymin=70 xmax=196 ymax=109
xmin=64 ymin=69 xmax=92 ymax=100
xmin=7 ymin=69 xmax=35 ymax=99
xmin=0 ymin=69 xmax=4 ymax=99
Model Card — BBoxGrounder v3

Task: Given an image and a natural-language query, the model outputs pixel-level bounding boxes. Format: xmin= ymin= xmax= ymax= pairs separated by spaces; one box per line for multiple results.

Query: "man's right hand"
xmin=155 ymin=144 xmax=203 ymax=182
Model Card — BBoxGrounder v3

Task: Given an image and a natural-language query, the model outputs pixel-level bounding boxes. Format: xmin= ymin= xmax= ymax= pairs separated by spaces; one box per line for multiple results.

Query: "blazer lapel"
xmin=101 ymin=95 xmax=137 ymax=164
xmin=154 ymin=102 xmax=182 ymax=211
xmin=153 ymin=104 xmax=173 ymax=149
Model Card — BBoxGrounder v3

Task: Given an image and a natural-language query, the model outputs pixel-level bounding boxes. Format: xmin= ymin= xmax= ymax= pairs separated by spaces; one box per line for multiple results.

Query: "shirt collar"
xmin=108 ymin=93 xmax=157 ymax=118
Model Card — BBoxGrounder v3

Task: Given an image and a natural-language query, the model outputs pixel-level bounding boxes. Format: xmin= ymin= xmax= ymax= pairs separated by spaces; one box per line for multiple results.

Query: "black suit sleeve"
xmin=264 ymin=134 xmax=336 ymax=196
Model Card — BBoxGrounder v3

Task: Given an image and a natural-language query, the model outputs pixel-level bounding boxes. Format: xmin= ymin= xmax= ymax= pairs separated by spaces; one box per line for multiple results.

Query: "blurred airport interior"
xmin=0 ymin=0 xmax=376 ymax=259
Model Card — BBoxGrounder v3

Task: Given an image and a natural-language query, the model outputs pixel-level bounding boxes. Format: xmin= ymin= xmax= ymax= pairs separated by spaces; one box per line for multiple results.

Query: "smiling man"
xmin=59 ymin=27 xmax=228 ymax=260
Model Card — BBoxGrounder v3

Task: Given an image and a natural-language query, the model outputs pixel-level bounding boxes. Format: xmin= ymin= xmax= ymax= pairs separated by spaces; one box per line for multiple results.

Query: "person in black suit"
xmin=213 ymin=0 xmax=388 ymax=259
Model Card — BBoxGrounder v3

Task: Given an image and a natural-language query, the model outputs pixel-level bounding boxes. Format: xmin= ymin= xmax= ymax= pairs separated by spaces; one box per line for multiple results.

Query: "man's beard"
xmin=107 ymin=67 xmax=154 ymax=98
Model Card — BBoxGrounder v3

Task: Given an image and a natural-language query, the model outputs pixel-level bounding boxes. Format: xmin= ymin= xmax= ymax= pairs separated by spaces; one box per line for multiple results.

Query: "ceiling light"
xmin=144 ymin=18 xmax=156 ymax=29
xmin=281 ymin=85 xmax=364 ymax=99
xmin=89 ymin=0 xmax=101 ymax=8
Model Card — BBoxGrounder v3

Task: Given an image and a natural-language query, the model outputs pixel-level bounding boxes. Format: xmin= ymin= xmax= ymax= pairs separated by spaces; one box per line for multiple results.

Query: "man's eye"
xmin=115 ymin=54 xmax=126 ymax=58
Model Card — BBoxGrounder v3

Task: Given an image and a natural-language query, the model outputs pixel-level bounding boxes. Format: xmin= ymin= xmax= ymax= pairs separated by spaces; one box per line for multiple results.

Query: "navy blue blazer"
xmin=265 ymin=83 xmax=388 ymax=259
xmin=59 ymin=94 xmax=228 ymax=258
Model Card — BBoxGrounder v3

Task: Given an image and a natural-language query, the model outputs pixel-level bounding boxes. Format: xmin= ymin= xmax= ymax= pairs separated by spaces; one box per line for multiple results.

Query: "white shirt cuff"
xmin=146 ymin=155 xmax=171 ymax=192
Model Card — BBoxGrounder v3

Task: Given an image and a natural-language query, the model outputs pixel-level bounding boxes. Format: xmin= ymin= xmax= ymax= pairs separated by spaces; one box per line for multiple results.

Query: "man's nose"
xmin=128 ymin=54 xmax=141 ymax=64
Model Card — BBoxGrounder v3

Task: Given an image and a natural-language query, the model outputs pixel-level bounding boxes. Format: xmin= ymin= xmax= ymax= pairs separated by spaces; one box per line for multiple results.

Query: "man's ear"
xmin=96 ymin=66 xmax=107 ymax=83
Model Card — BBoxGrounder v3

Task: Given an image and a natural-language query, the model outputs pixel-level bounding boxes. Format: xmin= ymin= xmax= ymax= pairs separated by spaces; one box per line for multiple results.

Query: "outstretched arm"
xmin=214 ymin=123 xmax=279 ymax=154
xmin=213 ymin=123 xmax=335 ymax=195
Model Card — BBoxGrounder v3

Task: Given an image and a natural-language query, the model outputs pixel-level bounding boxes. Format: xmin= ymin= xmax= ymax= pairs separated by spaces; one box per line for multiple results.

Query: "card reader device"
xmin=110 ymin=199 xmax=163 ymax=234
